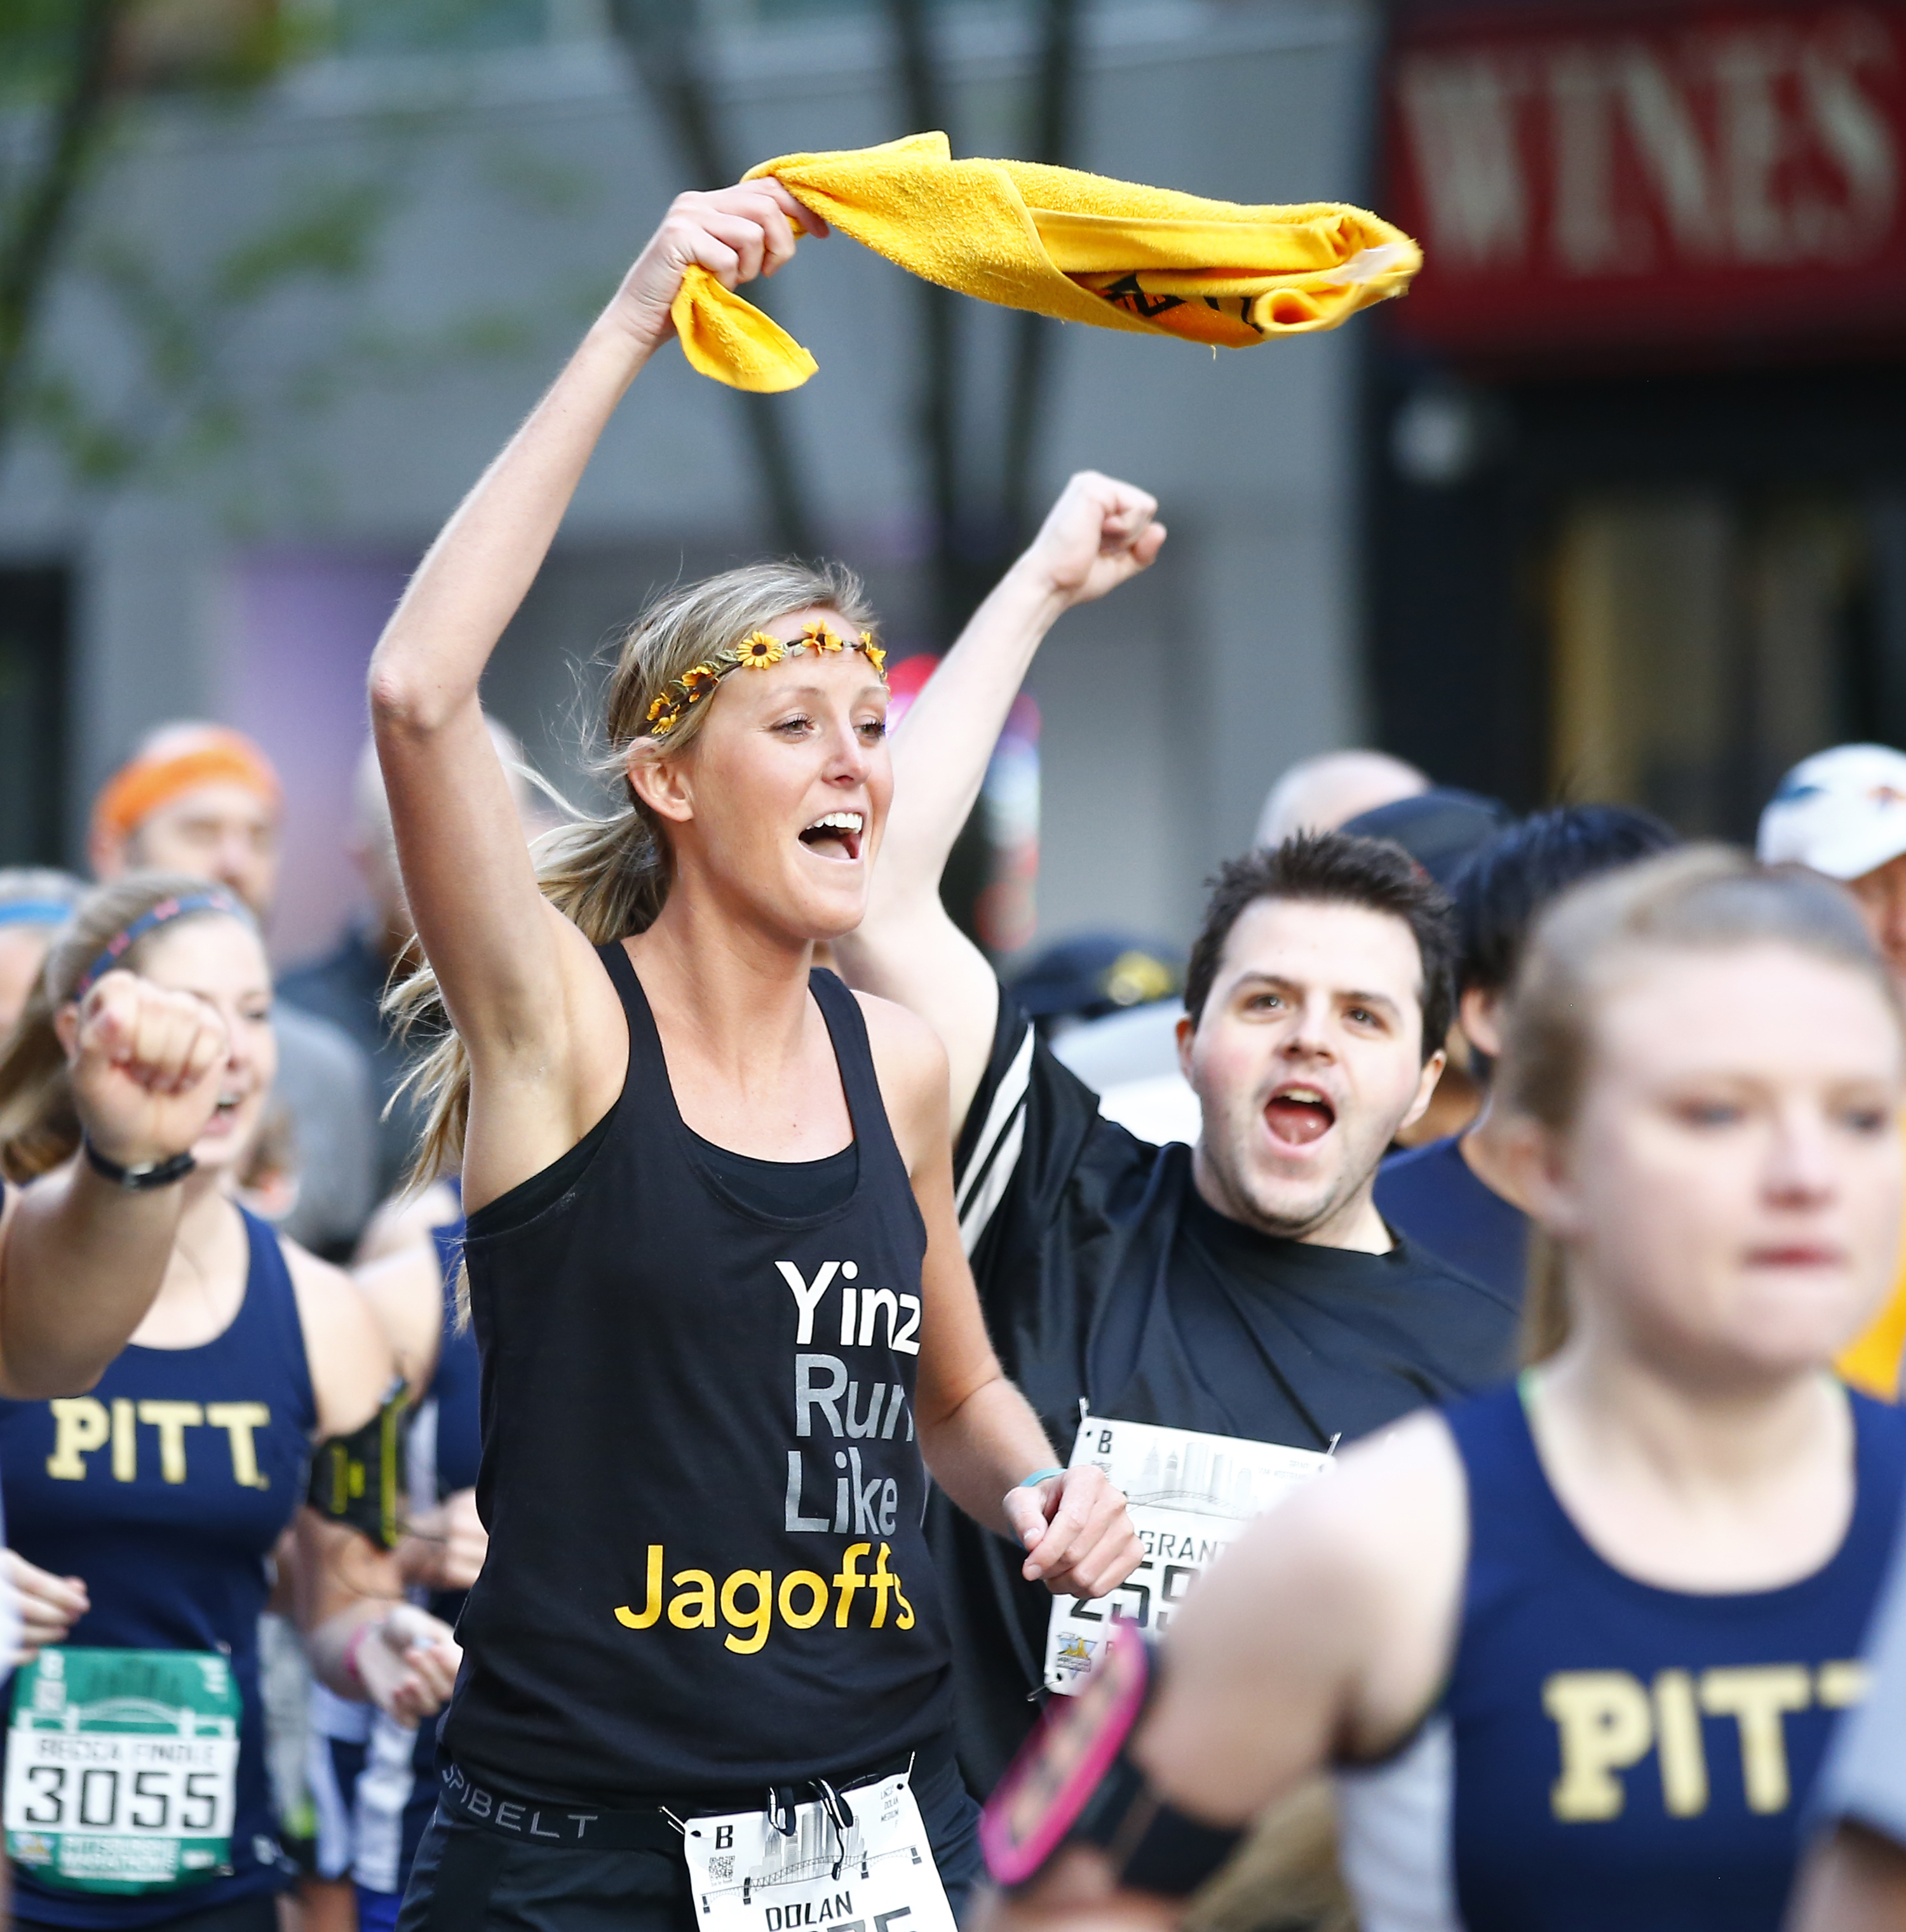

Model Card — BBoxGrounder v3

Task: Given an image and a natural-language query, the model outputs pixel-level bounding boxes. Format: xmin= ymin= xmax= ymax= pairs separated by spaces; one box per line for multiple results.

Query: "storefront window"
xmin=1374 ymin=0 xmax=1906 ymax=832
xmin=1549 ymin=492 xmax=1874 ymax=835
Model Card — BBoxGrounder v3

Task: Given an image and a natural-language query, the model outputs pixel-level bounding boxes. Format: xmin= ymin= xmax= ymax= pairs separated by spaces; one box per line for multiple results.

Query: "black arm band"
xmin=306 ymin=1379 xmax=411 ymax=1550
xmin=980 ymin=1621 xmax=1247 ymax=1898
xmin=1057 ymin=1738 xmax=1245 ymax=1897
xmin=1101 ymin=1783 xmax=1247 ymax=1897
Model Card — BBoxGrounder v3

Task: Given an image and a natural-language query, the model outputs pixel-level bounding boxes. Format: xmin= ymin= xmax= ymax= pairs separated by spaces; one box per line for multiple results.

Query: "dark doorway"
xmin=0 ymin=567 xmax=70 ymax=865
xmin=1365 ymin=353 xmax=1906 ymax=839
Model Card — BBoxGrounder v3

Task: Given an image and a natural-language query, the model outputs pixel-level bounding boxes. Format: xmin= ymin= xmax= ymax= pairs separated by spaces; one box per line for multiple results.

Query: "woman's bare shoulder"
xmin=280 ymin=1234 xmax=398 ymax=1438
xmin=1226 ymin=1410 xmax=1465 ymax=1602
xmin=1148 ymin=1409 xmax=1470 ymax=1796
xmin=353 ymin=1241 xmax=448 ymax=1395
xmin=853 ymin=989 xmax=952 ymax=1153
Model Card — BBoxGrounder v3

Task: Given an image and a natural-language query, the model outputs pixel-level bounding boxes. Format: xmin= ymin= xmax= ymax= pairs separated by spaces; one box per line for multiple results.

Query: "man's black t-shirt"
xmin=937 ymin=993 xmax=1519 ymax=1793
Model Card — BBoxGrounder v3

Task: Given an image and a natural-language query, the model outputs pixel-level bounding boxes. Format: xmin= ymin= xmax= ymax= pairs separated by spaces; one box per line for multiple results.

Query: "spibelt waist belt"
xmin=440 ymin=1733 xmax=953 ymax=1852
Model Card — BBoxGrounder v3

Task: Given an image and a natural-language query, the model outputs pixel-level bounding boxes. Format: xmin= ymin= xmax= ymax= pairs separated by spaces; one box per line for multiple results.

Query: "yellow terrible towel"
xmin=670 ymin=132 xmax=1421 ymax=393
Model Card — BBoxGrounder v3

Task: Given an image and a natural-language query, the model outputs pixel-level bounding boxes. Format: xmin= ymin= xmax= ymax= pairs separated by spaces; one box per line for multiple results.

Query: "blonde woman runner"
xmin=370 ymin=179 xmax=1142 ymax=1932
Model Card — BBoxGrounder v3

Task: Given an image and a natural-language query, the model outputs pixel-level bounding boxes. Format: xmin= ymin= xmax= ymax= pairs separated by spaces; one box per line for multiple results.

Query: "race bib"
xmin=1044 ymin=1415 xmax=1330 ymax=1693
xmin=680 ymin=1773 xmax=956 ymax=1932
xmin=5 ymin=1647 xmax=240 ymax=1895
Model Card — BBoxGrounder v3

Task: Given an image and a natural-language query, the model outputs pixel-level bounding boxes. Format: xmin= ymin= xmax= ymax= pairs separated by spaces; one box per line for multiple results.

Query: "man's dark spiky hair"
xmin=1184 ymin=830 xmax=1457 ymax=1061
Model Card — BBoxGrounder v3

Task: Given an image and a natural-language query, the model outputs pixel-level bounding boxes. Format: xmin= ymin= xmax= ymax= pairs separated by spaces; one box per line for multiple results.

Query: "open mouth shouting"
xmin=201 ymin=1086 xmax=250 ymax=1138
xmin=798 ymin=811 xmax=864 ymax=863
xmin=1264 ymin=1081 xmax=1337 ymax=1148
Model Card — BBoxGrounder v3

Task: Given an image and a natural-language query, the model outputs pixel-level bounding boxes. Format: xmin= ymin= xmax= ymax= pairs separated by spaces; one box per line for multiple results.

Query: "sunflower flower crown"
xmin=642 ymin=621 xmax=888 ymax=740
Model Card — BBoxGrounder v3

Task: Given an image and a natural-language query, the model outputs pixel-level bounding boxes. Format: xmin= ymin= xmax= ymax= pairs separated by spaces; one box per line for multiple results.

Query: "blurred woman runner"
xmin=0 ymin=898 xmax=233 ymax=1404
xmin=0 ymin=876 xmax=461 ymax=1932
xmin=309 ymin=1178 xmax=482 ymax=1932
xmin=978 ymin=849 xmax=1906 ymax=1932
xmin=369 ymin=179 xmax=1142 ymax=1932
xmin=0 ymin=871 xmax=84 ymax=1037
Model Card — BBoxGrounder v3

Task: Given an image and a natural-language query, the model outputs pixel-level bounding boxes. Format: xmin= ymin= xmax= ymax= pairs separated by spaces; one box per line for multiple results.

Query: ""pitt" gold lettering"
xmin=45 ymin=1396 xmax=273 ymax=1486
xmin=1546 ymin=1662 xmax=1864 ymax=1823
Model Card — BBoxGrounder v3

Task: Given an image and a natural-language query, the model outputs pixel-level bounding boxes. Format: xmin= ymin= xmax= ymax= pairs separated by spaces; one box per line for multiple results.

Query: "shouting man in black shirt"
xmin=836 ymin=472 xmax=1519 ymax=1792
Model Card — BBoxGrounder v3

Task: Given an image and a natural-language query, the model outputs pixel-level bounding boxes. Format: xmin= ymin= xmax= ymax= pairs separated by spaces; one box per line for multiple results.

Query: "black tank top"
xmin=442 ymin=947 xmax=951 ymax=1802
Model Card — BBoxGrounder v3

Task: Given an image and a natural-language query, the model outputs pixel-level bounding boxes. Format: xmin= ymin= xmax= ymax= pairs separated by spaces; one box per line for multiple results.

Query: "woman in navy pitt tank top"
xmin=0 ymin=876 xmax=459 ymax=1932
xmin=368 ymin=179 xmax=1141 ymax=1932
xmin=982 ymin=849 xmax=1906 ymax=1932
xmin=0 ymin=886 xmax=245 ymax=1415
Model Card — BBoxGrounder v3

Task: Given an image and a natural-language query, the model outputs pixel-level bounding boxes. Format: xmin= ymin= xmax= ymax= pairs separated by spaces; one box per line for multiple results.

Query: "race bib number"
xmin=680 ymin=1773 xmax=956 ymax=1932
xmin=1044 ymin=1416 xmax=1330 ymax=1693
xmin=5 ymin=1647 xmax=240 ymax=1895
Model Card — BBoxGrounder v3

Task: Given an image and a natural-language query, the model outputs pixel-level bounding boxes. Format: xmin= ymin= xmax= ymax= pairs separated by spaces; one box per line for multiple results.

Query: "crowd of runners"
xmin=4 ymin=178 xmax=1906 ymax=1932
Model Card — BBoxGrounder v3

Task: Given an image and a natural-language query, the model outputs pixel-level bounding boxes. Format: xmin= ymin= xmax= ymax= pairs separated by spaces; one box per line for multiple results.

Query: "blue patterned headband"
xmin=71 ymin=889 xmax=247 ymax=1001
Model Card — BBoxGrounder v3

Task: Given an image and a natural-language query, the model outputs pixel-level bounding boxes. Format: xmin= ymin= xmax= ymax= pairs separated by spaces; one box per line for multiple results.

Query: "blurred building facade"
xmin=7 ymin=0 xmax=1898 ymax=969
xmin=0 ymin=0 xmax=1381 ymax=968
xmin=1372 ymin=0 xmax=1906 ymax=839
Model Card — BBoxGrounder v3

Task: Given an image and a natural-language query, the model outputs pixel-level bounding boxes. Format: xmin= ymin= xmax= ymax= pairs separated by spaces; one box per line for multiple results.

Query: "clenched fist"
xmin=1019 ymin=473 xmax=1167 ymax=611
xmin=1005 ymin=1463 xmax=1145 ymax=1602
xmin=400 ymin=1486 xmax=487 ymax=1595
xmin=58 ymin=971 xmax=230 ymax=1172
xmin=2 ymin=1548 xmax=88 ymax=1665
xmin=356 ymin=1602 xmax=461 ymax=1726
xmin=605 ymin=180 xmax=830 ymax=353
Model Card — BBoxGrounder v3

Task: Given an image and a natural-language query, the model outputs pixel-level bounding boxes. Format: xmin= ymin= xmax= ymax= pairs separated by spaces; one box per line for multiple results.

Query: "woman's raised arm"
xmin=367 ymin=184 xmax=825 ymax=1177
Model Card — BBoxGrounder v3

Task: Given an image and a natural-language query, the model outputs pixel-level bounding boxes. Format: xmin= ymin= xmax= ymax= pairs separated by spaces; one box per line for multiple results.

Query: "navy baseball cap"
xmin=1341 ymin=787 xmax=1513 ymax=891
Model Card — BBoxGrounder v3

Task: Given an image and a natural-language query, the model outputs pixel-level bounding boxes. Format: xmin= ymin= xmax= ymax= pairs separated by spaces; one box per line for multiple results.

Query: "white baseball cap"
xmin=1757 ymin=744 xmax=1906 ymax=881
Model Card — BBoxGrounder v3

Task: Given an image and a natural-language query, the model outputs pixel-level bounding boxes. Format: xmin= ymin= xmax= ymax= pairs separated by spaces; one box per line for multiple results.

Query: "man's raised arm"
xmin=838 ymin=472 xmax=1164 ymax=1137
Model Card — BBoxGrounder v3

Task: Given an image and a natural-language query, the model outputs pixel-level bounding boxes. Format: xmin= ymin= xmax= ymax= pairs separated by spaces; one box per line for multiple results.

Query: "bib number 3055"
xmin=5 ymin=1647 xmax=240 ymax=1895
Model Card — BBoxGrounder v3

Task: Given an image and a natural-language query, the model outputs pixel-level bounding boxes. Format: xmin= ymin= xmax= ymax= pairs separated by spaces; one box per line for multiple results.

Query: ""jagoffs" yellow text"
xmin=613 ymin=1542 xmax=916 ymax=1654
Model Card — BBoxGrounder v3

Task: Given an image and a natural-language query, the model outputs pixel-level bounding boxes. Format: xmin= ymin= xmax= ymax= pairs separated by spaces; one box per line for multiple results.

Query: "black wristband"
xmin=1107 ymin=1792 xmax=1247 ymax=1897
xmin=982 ymin=1621 xmax=1247 ymax=1900
xmin=82 ymin=1135 xmax=197 ymax=1191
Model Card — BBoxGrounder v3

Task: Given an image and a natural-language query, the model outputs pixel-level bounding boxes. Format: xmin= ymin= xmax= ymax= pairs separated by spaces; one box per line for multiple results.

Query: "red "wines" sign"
xmin=1383 ymin=1 xmax=1906 ymax=357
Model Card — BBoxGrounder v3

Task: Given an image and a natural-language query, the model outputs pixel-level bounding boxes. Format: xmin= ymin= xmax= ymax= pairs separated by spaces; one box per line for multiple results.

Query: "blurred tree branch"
xmin=603 ymin=0 xmax=820 ymax=558
xmin=0 ymin=1 xmax=549 ymax=520
xmin=24 ymin=170 xmax=400 ymax=497
xmin=884 ymin=0 xmax=1081 ymax=948
xmin=887 ymin=0 xmax=963 ymax=634
xmin=0 ymin=0 xmax=129 ymax=464
xmin=1004 ymin=0 xmax=1080 ymax=543
xmin=884 ymin=0 xmax=1081 ymax=644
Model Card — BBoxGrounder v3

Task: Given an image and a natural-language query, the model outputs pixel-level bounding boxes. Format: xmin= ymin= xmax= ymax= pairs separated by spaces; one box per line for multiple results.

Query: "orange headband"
xmin=91 ymin=732 xmax=282 ymax=847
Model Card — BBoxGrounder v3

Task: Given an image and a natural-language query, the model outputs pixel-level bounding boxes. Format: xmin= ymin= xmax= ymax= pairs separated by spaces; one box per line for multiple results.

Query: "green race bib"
xmin=4 ymin=1647 xmax=240 ymax=1895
